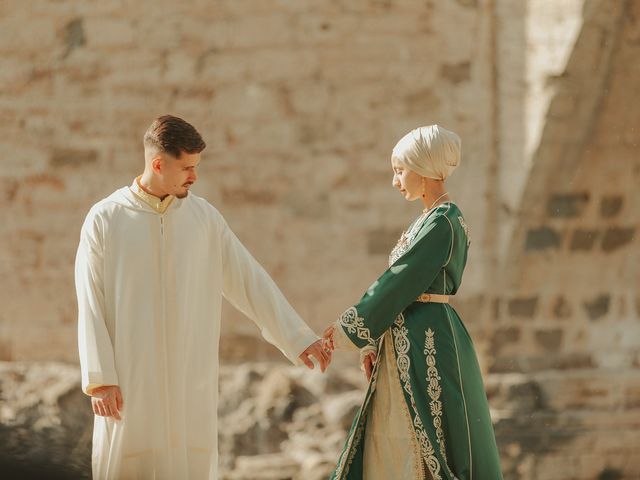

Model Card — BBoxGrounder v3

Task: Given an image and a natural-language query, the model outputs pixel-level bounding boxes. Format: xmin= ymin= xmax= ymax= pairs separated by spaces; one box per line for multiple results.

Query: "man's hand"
xmin=299 ymin=339 xmax=332 ymax=372
xmin=90 ymin=385 xmax=123 ymax=420
xmin=362 ymin=351 xmax=376 ymax=382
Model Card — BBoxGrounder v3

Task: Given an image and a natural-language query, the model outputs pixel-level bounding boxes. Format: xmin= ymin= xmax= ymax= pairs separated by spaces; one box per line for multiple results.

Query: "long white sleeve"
xmin=220 ymin=220 xmax=318 ymax=365
xmin=75 ymin=212 xmax=119 ymax=395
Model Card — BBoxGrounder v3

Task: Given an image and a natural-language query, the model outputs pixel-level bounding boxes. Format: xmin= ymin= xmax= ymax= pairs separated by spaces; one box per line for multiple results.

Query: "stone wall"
xmin=1 ymin=0 xmax=639 ymax=478
xmin=487 ymin=1 xmax=640 ymax=478
xmin=0 ymin=0 xmax=591 ymax=363
xmin=1 ymin=0 xmax=500 ymax=362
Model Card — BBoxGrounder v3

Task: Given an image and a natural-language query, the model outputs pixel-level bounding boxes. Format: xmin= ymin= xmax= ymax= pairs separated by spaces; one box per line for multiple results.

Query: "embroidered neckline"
xmin=389 ymin=203 xmax=454 ymax=266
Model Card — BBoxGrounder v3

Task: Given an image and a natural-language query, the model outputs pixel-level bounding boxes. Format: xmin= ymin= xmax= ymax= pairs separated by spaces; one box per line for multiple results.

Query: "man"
xmin=75 ymin=115 xmax=331 ymax=479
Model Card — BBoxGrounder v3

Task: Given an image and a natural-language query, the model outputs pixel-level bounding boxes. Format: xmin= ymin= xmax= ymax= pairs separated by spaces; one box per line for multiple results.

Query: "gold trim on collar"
xmin=130 ymin=176 xmax=174 ymax=214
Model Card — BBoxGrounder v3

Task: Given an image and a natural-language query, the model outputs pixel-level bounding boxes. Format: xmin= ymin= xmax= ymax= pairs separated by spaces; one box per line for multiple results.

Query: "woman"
xmin=323 ymin=125 xmax=503 ymax=480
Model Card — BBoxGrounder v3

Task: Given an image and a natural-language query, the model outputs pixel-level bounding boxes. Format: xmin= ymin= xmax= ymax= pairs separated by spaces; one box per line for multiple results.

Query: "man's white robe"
xmin=75 ymin=186 xmax=318 ymax=480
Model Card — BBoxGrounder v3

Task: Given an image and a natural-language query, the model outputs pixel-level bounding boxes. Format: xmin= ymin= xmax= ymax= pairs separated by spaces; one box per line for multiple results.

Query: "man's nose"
xmin=190 ymin=170 xmax=198 ymax=182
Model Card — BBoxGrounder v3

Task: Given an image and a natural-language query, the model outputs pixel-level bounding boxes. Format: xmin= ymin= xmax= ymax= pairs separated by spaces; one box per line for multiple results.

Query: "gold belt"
xmin=416 ymin=293 xmax=449 ymax=303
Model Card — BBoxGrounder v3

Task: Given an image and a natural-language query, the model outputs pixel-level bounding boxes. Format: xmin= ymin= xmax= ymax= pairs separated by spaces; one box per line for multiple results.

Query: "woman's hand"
xmin=322 ymin=324 xmax=336 ymax=351
xmin=362 ymin=351 xmax=377 ymax=381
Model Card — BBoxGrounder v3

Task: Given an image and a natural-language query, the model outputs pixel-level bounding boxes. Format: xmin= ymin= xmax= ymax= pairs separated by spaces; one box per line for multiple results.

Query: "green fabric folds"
xmin=331 ymin=203 xmax=502 ymax=480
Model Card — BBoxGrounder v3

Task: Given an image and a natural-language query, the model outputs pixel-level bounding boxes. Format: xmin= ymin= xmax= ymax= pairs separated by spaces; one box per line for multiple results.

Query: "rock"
xmin=0 ymin=362 xmax=92 ymax=479
xmin=321 ymin=391 xmax=363 ymax=431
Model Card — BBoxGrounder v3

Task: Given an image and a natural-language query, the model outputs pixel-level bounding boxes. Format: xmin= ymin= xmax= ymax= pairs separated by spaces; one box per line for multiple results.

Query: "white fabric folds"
xmin=75 ymin=186 xmax=318 ymax=479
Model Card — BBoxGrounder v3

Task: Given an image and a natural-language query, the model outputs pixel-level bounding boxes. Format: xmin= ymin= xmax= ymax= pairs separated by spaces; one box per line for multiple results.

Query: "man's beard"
xmin=176 ymin=184 xmax=192 ymax=199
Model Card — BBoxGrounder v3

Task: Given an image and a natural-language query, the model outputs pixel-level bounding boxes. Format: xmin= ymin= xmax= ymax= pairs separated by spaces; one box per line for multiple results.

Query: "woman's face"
xmin=391 ymin=157 xmax=424 ymax=201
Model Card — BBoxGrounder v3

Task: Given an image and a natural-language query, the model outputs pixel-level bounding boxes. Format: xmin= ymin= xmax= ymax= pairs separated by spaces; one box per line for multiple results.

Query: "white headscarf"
xmin=391 ymin=125 xmax=461 ymax=180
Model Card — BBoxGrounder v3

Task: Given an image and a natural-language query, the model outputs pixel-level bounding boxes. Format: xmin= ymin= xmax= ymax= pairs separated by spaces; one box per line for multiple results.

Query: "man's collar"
xmin=129 ymin=176 xmax=174 ymax=214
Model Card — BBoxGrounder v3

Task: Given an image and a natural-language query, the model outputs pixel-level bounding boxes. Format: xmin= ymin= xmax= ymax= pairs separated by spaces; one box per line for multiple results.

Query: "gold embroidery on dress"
xmin=424 ymin=328 xmax=454 ymax=477
xmin=393 ymin=314 xmax=443 ymax=480
xmin=457 ymin=215 xmax=471 ymax=247
xmin=338 ymin=306 xmax=376 ymax=347
xmin=389 ymin=212 xmax=429 ymax=266
xmin=343 ymin=420 xmax=365 ymax=475
xmin=333 ymin=413 xmax=364 ymax=478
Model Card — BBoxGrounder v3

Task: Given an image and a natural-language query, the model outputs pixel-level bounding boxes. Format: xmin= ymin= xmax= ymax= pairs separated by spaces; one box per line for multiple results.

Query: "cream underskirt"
xmin=363 ymin=332 xmax=427 ymax=480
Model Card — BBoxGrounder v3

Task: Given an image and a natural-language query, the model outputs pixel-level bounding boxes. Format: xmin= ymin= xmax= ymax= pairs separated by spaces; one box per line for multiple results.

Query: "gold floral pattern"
xmin=457 ymin=215 xmax=471 ymax=246
xmin=334 ymin=416 xmax=366 ymax=478
xmin=389 ymin=213 xmax=429 ymax=266
xmin=392 ymin=314 xmax=443 ymax=480
xmin=338 ymin=306 xmax=376 ymax=347
xmin=424 ymin=328 xmax=452 ymax=472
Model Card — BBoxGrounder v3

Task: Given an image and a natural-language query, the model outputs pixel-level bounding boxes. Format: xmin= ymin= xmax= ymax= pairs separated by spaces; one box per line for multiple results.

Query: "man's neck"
xmin=138 ymin=172 xmax=170 ymax=200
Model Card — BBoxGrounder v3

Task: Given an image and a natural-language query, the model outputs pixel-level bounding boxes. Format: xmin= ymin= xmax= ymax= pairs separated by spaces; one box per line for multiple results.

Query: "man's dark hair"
xmin=143 ymin=115 xmax=206 ymax=158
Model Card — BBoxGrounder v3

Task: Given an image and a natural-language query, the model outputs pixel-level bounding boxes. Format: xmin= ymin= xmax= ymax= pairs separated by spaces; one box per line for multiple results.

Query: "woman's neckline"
xmin=422 ymin=200 xmax=456 ymax=214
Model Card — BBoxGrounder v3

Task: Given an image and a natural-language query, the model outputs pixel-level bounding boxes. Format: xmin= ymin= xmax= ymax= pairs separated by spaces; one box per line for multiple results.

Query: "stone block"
xmin=525 ymin=227 xmax=562 ymax=251
xmin=221 ymin=15 xmax=295 ymax=49
xmin=489 ymin=326 xmax=521 ymax=354
xmin=583 ymin=294 xmax=610 ymax=321
xmin=62 ymin=18 xmax=86 ymax=59
xmin=623 ymin=383 xmax=640 ymax=409
xmin=440 ymin=61 xmax=471 ymax=85
xmin=534 ymin=328 xmax=563 ymax=353
xmin=546 ymin=192 xmax=589 ymax=218
xmin=557 ymin=374 xmax=632 ymax=412
xmin=0 ymin=16 xmax=56 ymax=52
xmin=0 ymin=337 xmax=12 ymax=361
xmin=49 ymin=148 xmax=97 ymax=168
xmin=569 ymin=228 xmax=600 ymax=251
xmin=220 ymin=188 xmax=278 ymax=206
xmin=490 ymin=353 xmax=595 ymax=373
xmin=601 ymin=227 xmax=635 ymax=252
xmin=455 ymin=0 xmax=478 ymax=7
xmin=245 ymin=49 xmax=319 ymax=83
xmin=600 ymin=195 xmax=623 ymax=217
xmin=84 ymin=18 xmax=135 ymax=48
xmin=405 ymin=88 xmax=441 ymax=116
xmin=508 ymin=296 xmax=539 ymax=318
xmin=1 ymin=178 xmax=20 ymax=203
xmin=211 ymin=84 xmax=284 ymax=121
xmin=535 ymin=454 xmax=579 ymax=480
xmin=596 ymin=467 xmax=624 ymax=480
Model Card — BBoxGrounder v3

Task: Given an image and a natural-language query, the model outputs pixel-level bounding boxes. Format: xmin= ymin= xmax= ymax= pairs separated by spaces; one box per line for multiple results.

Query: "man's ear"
xmin=151 ymin=155 xmax=163 ymax=174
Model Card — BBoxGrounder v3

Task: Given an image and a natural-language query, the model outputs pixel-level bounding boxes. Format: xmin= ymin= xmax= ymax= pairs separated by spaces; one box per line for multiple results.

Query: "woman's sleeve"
xmin=336 ymin=213 xmax=453 ymax=349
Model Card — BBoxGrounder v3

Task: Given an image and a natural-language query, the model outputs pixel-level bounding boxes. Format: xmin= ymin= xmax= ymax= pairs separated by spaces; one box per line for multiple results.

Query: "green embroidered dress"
xmin=330 ymin=203 xmax=502 ymax=480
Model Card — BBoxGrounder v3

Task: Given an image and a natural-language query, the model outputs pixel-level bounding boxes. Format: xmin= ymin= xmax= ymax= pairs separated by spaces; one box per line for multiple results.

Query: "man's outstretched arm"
xmin=219 ymin=216 xmax=331 ymax=371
